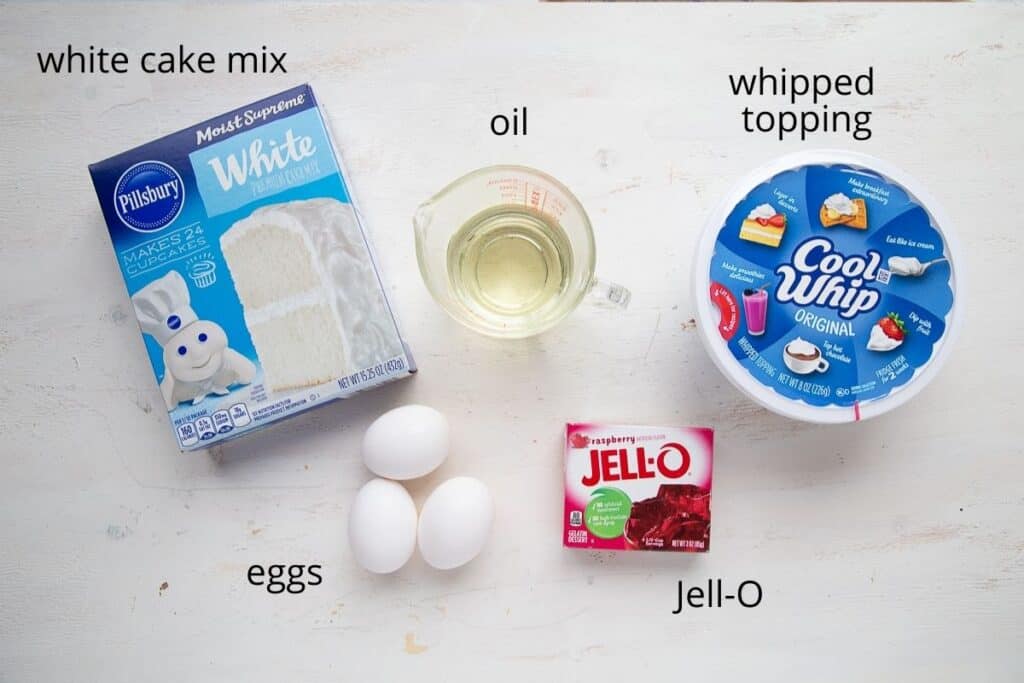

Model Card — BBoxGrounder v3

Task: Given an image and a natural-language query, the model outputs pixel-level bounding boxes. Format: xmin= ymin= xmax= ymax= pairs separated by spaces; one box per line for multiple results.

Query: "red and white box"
xmin=563 ymin=423 xmax=713 ymax=552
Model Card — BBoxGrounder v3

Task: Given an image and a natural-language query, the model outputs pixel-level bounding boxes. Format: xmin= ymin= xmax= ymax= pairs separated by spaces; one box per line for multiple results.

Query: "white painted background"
xmin=1 ymin=3 xmax=1022 ymax=681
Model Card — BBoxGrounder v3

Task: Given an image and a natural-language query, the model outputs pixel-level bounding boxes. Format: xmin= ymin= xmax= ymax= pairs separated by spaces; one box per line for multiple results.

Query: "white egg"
xmin=348 ymin=478 xmax=417 ymax=574
xmin=362 ymin=404 xmax=449 ymax=480
xmin=417 ymin=477 xmax=494 ymax=570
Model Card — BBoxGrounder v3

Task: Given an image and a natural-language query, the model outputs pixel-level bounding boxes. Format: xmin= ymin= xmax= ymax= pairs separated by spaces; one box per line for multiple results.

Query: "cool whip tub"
xmin=694 ymin=151 xmax=963 ymax=423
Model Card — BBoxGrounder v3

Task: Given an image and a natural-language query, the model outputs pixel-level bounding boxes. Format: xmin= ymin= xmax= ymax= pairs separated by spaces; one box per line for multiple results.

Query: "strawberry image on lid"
xmin=868 ymin=313 xmax=907 ymax=352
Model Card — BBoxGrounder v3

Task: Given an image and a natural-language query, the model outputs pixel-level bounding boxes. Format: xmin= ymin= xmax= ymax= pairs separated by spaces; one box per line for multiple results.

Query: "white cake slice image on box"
xmin=220 ymin=198 xmax=404 ymax=393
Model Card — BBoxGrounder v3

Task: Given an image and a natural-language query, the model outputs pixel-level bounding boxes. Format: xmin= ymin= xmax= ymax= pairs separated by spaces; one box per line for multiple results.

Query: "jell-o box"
xmin=563 ymin=424 xmax=713 ymax=552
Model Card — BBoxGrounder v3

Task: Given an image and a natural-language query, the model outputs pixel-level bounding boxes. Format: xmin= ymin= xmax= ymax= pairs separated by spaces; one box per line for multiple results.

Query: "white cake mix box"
xmin=89 ymin=85 xmax=415 ymax=450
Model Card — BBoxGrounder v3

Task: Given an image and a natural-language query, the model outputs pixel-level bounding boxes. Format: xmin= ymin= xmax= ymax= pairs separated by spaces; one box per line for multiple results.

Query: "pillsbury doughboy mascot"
xmin=132 ymin=270 xmax=256 ymax=411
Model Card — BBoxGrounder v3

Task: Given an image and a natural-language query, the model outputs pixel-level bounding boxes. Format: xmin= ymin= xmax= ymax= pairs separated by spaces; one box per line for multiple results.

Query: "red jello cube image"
xmin=623 ymin=484 xmax=710 ymax=551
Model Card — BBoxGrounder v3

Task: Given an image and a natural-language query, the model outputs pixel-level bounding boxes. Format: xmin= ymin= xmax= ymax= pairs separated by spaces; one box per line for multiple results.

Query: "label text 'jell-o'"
xmin=580 ymin=443 xmax=691 ymax=485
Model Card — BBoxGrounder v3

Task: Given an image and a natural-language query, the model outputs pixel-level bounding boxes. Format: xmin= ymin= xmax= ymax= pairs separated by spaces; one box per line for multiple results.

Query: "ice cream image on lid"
xmin=888 ymin=255 xmax=946 ymax=277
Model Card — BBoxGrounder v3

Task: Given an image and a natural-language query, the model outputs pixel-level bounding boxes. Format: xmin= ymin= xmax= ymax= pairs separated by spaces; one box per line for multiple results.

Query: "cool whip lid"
xmin=694 ymin=150 xmax=963 ymax=423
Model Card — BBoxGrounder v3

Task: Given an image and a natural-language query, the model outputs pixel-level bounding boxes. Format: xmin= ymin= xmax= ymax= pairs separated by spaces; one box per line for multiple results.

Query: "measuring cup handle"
xmin=588 ymin=278 xmax=631 ymax=309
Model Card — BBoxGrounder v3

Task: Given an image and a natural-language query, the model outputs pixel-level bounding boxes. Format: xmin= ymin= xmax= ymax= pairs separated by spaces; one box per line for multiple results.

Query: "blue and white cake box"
xmin=89 ymin=85 xmax=415 ymax=450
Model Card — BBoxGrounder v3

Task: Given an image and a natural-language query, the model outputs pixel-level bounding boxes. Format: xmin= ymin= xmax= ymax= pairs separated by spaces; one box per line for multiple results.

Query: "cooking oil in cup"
xmin=447 ymin=206 xmax=573 ymax=327
xmin=416 ymin=165 xmax=629 ymax=338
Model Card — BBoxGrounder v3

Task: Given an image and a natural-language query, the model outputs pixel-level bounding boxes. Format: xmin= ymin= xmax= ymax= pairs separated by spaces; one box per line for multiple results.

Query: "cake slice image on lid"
xmin=739 ymin=203 xmax=787 ymax=247
xmin=220 ymin=197 xmax=404 ymax=393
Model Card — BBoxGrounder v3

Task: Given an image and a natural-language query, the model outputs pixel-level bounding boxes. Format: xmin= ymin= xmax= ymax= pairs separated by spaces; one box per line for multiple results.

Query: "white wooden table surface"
xmin=1 ymin=3 xmax=1022 ymax=681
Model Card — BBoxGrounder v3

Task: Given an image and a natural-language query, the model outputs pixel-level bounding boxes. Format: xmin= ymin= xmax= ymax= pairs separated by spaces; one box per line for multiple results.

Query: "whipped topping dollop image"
xmin=867 ymin=323 xmax=902 ymax=352
xmin=886 ymin=255 xmax=948 ymax=277
xmin=747 ymin=203 xmax=777 ymax=220
xmin=824 ymin=193 xmax=856 ymax=216
xmin=785 ymin=337 xmax=819 ymax=357
xmin=888 ymin=256 xmax=926 ymax=276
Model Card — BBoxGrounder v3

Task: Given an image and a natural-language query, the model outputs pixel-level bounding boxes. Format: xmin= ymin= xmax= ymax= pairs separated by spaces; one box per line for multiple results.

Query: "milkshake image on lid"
xmin=694 ymin=150 xmax=964 ymax=423
xmin=742 ymin=286 xmax=769 ymax=336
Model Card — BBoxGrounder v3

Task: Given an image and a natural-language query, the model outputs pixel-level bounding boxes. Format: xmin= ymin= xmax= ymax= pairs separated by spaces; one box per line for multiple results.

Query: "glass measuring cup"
xmin=414 ymin=165 xmax=630 ymax=338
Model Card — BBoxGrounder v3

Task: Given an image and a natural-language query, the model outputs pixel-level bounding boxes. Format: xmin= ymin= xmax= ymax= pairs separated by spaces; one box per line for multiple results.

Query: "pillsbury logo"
xmin=113 ymin=161 xmax=184 ymax=232
xmin=775 ymin=237 xmax=882 ymax=319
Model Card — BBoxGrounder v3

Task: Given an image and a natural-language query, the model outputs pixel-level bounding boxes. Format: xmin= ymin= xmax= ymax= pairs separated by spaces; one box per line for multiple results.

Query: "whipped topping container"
xmin=694 ymin=150 xmax=963 ymax=423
